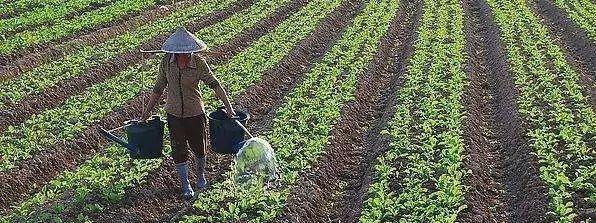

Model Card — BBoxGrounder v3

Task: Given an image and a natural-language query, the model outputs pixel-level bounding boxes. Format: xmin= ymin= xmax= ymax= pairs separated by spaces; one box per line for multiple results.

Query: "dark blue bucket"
xmin=208 ymin=109 xmax=249 ymax=154
xmin=98 ymin=116 xmax=165 ymax=159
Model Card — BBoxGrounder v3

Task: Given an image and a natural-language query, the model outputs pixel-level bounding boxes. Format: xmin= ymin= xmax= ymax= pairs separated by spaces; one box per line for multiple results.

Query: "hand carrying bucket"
xmin=98 ymin=115 xmax=165 ymax=159
xmin=207 ymin=108 xmax=249 ymax=154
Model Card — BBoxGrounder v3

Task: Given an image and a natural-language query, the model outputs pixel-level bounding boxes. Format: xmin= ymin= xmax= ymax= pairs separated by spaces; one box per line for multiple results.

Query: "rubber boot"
xmin=196 ymin=155 xmax=207 ymax=189
xmin=175 ymin=162 xmax=194 ymax=200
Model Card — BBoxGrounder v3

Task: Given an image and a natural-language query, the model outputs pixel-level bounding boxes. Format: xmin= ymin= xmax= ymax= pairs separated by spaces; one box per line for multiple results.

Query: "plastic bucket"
xmin=208 ymin=109 xmax=249 ymax=154
xmin=126 ymin=118 xmax=165 ymax=159
xmin=98 ymin=116 xmax=165 ymax=159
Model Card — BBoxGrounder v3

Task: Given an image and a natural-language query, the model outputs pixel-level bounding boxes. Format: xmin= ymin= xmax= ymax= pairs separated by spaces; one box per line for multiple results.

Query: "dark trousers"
xmin=167 ymin=114 xmax=207 ymax=164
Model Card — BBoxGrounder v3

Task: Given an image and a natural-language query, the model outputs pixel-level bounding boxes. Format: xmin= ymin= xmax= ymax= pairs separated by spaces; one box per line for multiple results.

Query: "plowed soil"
xmin=279 ymin=0 xmax=422 ymax=221
xmin=0 ymin=0 xmax=200 ymax=82
xmin=0 ymin=0 xmax=254 ymax=134
xmin=3 ymin=0 xmax=595 ymax=222
xmin=0 ymin=0 xmax=256 ymax=213
xmin=84 ymin=0 xmax=367 ymax=221
xmin=530 ymin=0 xmax=596 ymax=109
xmin=458 ymin=0 xmax=549 ymax=222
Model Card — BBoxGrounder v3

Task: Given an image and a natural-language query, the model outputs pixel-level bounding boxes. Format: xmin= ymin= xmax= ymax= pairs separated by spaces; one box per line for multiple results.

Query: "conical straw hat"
xmin=160 ymin=27 xmax=207 ymax=53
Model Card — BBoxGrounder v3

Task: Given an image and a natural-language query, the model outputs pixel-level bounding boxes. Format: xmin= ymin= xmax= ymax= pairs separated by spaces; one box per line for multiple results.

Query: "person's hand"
xmin=225 ymin=106 xmax=236 ymax=118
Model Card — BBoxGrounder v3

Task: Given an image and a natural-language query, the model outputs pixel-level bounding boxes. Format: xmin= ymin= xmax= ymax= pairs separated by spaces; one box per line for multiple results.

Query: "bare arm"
xmin=214 ymin=85 xmax=236 ymax=117
xmin=141 ymin=91 xmax=163 ymax=121
xmin=142 ymin=55 xmax=168 ymax=121
xmin=198 ymin=54 xmax=236 ymax=117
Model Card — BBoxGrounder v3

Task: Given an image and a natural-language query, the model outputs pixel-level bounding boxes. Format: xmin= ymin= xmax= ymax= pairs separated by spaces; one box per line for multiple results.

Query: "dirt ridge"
xmin=0 ymin=0 xmax=265 ymax=213
xmin=0 ymin=0 xmax=200 ymax=82
xmin=3 ymin=0 xmax=116 ymax=37
xmin=0 ymin=0 xmax=255 ymax=134
xmin=530 ymin=0 xmax=596 ymax=108
xmin=458 ymin=0 xmax=549 ymax=222
xmin=278 ymin=0 xmax=422 ymax=221
xmin=93 ymin=0 xmax=370 ymax=221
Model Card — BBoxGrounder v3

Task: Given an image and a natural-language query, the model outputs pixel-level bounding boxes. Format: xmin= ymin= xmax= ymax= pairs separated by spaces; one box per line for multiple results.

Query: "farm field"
xmin=0 ymin=0 xmax=594 ymax=222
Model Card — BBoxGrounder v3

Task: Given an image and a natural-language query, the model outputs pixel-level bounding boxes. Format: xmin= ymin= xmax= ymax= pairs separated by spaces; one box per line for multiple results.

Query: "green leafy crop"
xmin=0 ymin=0 xmax=288 ymax=171
xmin=0 ymin=0 xmax=117 ymax=36
xmin=0 ymin=0 xmax=68 ymax=18
xmin=0 ymin=0 xmax=299 ymax=219
xmin=181 ymin=0 xmax=399 ymax=221
xmin=487 ymin=0 xmax=595 ymax=221
xmin=0 ymin=0 xmax=238 ymax=109
xmin=360 ymin=0 xmax=468 ymax=221
xmin=0 ymin=0 xmax=157 ymax=54
xmin=552 ymin=0 xmax=596 ymax=41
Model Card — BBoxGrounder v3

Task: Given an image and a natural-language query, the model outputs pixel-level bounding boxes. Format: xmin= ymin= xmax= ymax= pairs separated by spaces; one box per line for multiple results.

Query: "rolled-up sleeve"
xmin=152 ymin=56 xmax=168 ymax=93
xmin=197 ymin=56 xmax=220 ymax=89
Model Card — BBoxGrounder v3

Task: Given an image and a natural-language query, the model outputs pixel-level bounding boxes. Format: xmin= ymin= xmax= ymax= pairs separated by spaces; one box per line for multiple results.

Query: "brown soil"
xmin=3 ymin=0 xmax=116 ymax=36
xmin=93 ymin=0 xmax=369 ymax=221
xmin=0 ymin=4 xmax=46 ymax=19
xmin=527 ymin=1 xmax=596 ymax=220
xmin=458 ymin=0 xmax=550 ymax=222
xmin=0 ymin=0 xmax=199 ymax=82
xmin=0 ymin=0 xmax=259 ymax=214
xmin=0 ymin=90 xmax=152 ymax=215
xmin=0 ymin=0 xmax=255 ymax=134
xmin=277 ymin=0 xmax=421 ymax=222
xmin=530 ymin=0 xmax=596 ymax=109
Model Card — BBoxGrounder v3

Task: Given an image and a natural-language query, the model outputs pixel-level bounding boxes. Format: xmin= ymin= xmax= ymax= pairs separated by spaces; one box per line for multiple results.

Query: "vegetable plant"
xmin=0 ymin=0 xmax=159 ymax=54
xmin=0 ymin=0 xmax=325 ymax=219
xmin=181 ymin=0 xmax=400 ymax=221
xmin=0 ymin=0 xmax=292 ymax=171
xmin=487 ymin=0 xmax=596 ymax=221
xmin=551 ymin=0 xmax=596 ymax=41
xmin=359 ymin=0 xmax=468 ymax=221
xmin=0 ymin=0 xmax=118 ymax=36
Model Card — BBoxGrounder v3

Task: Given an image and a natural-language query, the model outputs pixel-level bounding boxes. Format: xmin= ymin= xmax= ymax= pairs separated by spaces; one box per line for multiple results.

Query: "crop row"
xmin=181 ymin=0 xmax=400 ymax=222
xmin=488 ymin=0 xmax=596 ymax=221
xmin=0 ymin=0 xmax=117 ymax=36
xmin=0 ymin=0 xmax=158 ymax=55
xmin=0 ymin=0 xmax=243 ymax=110
xmin=551 ymin=0 xmax=596 ymax=40
xmin=0 ymin=0 xmax=67 ymax=17
xmin=0 ymin=59 xmax=161 ymax=222
xmin=0 ymin=0 xmax=320 ymax=219
xmin=8 ymin=0 xmax=343 ymax=218
xmin=0 ymin=0 xmax=292 ymax=171
xmin=359 ymin=0 xmax=468 ymax=221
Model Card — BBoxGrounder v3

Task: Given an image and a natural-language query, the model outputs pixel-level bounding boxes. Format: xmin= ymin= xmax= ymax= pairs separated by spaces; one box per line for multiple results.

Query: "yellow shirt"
xmin=152 ymin=53 xmax=220 ymax=118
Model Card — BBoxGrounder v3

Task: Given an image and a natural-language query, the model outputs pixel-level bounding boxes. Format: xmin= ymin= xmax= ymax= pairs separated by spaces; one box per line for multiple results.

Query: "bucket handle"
xmin=233 ymin=118 xmax=254 ymax=138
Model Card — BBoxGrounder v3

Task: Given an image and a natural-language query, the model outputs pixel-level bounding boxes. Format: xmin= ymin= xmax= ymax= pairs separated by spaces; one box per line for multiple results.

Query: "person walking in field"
xmin=141 ymin=27 xmax=236 ymax=200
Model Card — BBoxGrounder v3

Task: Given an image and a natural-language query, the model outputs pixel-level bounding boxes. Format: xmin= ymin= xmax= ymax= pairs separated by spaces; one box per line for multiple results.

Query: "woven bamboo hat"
xmin=160 ymin=27 xmax=207 ymax=53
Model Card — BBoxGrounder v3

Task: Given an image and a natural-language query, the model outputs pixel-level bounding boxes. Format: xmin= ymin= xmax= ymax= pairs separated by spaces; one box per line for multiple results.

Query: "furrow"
xmin=0 ymin=0 xmax=242 ymax=110
xmin=486 ymin=0 xmax=596 ymax=220
xmin=0 ymin=0 xmax=198 ymax=82
xmin=0 ymin=0 xmax=159 ymax=56
xmin=0 ymin=0 xmax=295 ymax=213
xmin=549 ymin=0 xmax=596 ymax=40
xmin=0 ymin=0 xmax=118 ymax=36
xmin=0 ymin=0 xmax=253 ymax=134
xmin=278 ymin=0 xmax=421 ymax=221
xmin=178 ymin=0 xmax=400 ymax=221
xmin=359 ymin=0 xmax=469 ymax=220
xmin=91 ymin=0 xmax=357 ymax=221
xmin=530 ymin=0 xmax=596 ymax=109
xmin=458 ymin=0 xmax=549 ymax=221
xmin=0 ymin=0 xmax=69 ymax=19
xmin=0 ymin=0 xmax=261 ymax=172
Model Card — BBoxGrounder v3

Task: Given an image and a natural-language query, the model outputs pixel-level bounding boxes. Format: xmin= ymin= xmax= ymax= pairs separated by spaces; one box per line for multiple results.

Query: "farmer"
xmin=141 ymin=27 xmax=236 ymax=200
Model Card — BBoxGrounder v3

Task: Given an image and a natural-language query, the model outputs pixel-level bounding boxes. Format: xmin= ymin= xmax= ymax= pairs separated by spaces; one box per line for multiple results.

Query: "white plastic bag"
xmin=233 ymin=137 xmax=278 ymax=183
